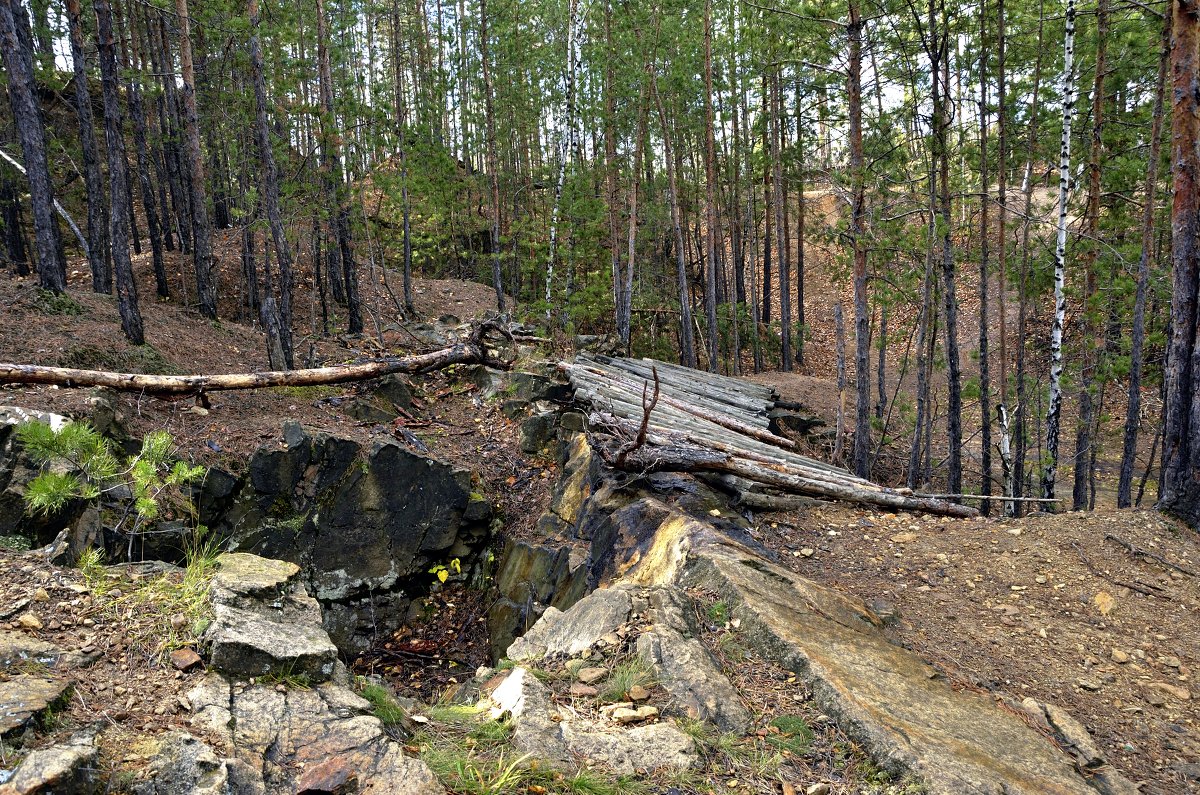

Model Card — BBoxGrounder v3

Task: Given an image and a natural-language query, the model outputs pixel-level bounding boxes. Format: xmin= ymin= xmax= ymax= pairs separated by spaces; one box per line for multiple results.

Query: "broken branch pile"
xmin=565 ymin=353 xmax=977 ymax=518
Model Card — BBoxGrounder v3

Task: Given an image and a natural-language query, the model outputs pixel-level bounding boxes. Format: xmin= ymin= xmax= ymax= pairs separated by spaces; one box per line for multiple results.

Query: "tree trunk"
xmin=1119 ymin=11 xmax=1170 ymax=508
xmin=651 ymin=71 xmax=697 ymax=370
xmin=703 ymin=0 xmax=720 ymax=372
xmin=121 ymin=0 xmax=168 ymax=299
xmin=94 ymin=0 xmax=145 ymax=344
xmin=849 ymin=0 xmax=871 ymax=480
xmin=1071 ymin=0 xmax=1108 ymax=510
xmin=248 ymin=0 xmax=294 ymax=369
xmin=0 ymin=0 xmax=65 ymax=293
xmin=477 ymin=0 xmax=505 ymax=314
xmin=1041 ymin=0 xmax=1076 ymax=502
xmin=1 ymin=176 xmax=30 ymax=275
xmin=66 ymin=0 xmax=112 ymax=295
xmin=977 ymin=0 xmax=993 ymax=515
xmin=317 ymin=0 xmax=360 ymax=331
xmin=1158 ymin=0 xmax=1200 ymax=527
xmin=175 ymin=0 xmax=217 ymax=318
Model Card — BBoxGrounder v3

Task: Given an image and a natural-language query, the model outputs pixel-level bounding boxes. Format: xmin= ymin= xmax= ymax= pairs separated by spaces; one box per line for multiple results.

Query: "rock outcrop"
xmin=201 ymin=422 xmax=494 ymax=653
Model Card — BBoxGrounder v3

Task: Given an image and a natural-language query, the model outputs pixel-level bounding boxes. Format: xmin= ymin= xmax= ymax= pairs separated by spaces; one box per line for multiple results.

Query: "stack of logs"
xmin=564 ymin=353 xmax=977 ymax=518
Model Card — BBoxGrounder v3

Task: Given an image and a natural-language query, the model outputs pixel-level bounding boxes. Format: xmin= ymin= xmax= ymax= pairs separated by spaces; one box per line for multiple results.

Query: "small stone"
xmin=890 ymin=532 xmax=918 ymax=543
xmin=628 ymin=685 xmax=651 ymax=701
xmin=33 ymin=587 xmax=50 ymax=602
xmin=1111 ymin=649 xmax=1130 ymax=664
xmin=82 ymin=618 xmax=95 ymax=627
xmin=577 ymin=667 xmax=607 ymax=685
xmin=799 ymin=548 xmax=815 ymax=558
xmin=1035 ymin=576 xmax=1047 ymax=584
xmin=806 ymin=785 xmax=832 ymax=795
xmin=612 ymin=705 xmax=658 ymax=724
xmin=1076 ymin=678 xmax=1102 ymax=692
xmin=276 ymin=684 xmax=287 ymax=693
xmin=568 ymin=683 xmax=597 ymax=697
xmin=1148 ymin=683 xmax=1191 ymax=701
xmin=176 ymin=696 xmax=192 ymax=712
xmin=1159 ymin=656 xmax=1182 ymax=669
xmin=170 ymin=648 xmax=203 ymax=672
xmin=170 ymin=614 xmax=188 ymax=630
xmin=18 ymin=613 xmax=43 ymax=630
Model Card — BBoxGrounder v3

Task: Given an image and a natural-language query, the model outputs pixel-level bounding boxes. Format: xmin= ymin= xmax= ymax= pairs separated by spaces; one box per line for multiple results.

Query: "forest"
xmin=2 ymin=0 xmax=1200 ymax=527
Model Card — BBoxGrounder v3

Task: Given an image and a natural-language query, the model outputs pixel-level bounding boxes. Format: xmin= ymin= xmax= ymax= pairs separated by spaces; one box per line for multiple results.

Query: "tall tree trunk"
xmin=66 ymin=0 xmax=112 ymax=294
xmin=248 ymin=0 xmax=294 ymax=368
xmin=121 ymin=1 xmax=168 ymax=299
xmin=937 ymin=17 xmax=963 ymax=499
xmin=996 ymin=0 xmax=1013 ymax=513
xmin=1158 ymin=0 xmax=1200 ymax=526
xmin=316 ymin=0 xmax=362 ymax=332
xmin=849 ymin=0 xmax=871 ymax=480
xmin=703 ymin=0 xmax=720 ymax=371
xmin=1 ymin=176 xmax=30 ymax=275
xmin=1041 ymin=0 xmax=1077 ymax=502
xmin=175 ymin=0 xmax=217 ymax=318
xmin=1013 ymin=0 xmax=1047 ymax=513
xmin=773 ymin=71 xmax=793 ymax=372
xmin=543 ymin=0 xmax=581 ymax=321
xmin=795 ymin=78 xmax=806 ymax=368
xmin=477 ymin=0 xmax=504 ymax=314
xmin=1071 ymin=0 xmax=1108 ymax=510
xmin=761 ymin=78 xmax=773 ymax=327
xmin=651 ymin=71 xmax=697 ymax=369
xmin=0 ymin=0 xmax=65 ymax=293
xmin=1119 ymin=11 xmax=1170 ymax=508
xmin=94 ymin=0 xmax=145 ymax=344
xmin=977 ymin=0 xmax=993 ymax=515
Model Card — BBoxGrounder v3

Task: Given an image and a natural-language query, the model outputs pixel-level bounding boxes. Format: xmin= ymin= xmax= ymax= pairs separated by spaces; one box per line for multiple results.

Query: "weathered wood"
xmin=572 ymin=366 xmax=795 ymax=449
xmin=0 ymin=324 xmax=507 ymax=394
xmin=572 ymin=360 xmax=773 ymax=422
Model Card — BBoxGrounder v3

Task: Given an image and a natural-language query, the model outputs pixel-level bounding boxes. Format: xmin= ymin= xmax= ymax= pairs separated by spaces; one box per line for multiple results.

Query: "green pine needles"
xmin=17 ymin=420 xmax=206 ymax=541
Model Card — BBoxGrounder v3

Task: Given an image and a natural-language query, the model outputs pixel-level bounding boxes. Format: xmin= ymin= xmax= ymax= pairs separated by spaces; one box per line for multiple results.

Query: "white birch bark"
xmin=544 ymin=0 xmax=585 ymax=320
xmin=1041 ymin=0 xmax=1076 ymax=501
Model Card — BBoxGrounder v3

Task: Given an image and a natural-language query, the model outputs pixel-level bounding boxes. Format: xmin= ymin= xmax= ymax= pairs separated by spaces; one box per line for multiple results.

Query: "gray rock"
xmin=493 ymin=667 xmax=694 ymax=776
xmin=0 ymin=676 xmax=70 ymax=737
xmin=507 ymin=588 xmax=633 ymax=661
xmin=0 ymin=727 xmax=99 ymax=795
xmin=373 ymin=374 xmax=415 ymax=413
xmin=636 ymin=589 xmax=750 ymax=733
xmin=205 ymin=554 xmax=337 ymax=682
xmin=187 ymin=674 xmax=439 ymax=795
xmin=0 ymin=408 xmax=86 ymax=546
xmin=202 ymin=427 xmax=493 ymax=654
xmin=344 ymin=399 xmax=396 ymax=424
xmin=1020 ymin=698 xmax=1140 ymax=795
xmin=519 ymin=412 xmax=559 ymax=455
xmin=132 ymin=732 xmax=229 ymax=795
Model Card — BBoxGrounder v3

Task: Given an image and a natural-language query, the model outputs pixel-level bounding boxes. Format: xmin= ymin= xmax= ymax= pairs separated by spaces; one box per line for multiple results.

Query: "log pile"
xmin=564 ymin=353 xmax=978 ymax=519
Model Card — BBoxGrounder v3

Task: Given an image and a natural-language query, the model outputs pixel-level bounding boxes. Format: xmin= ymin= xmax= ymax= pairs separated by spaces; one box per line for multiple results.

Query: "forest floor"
xmin=0 ymin=236 xmax=1193 ymax=792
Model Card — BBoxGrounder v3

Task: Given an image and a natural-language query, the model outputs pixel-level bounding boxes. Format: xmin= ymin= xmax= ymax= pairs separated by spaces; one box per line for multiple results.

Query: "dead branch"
xmin=1072 ymin=541 xmax=1167 ymax=598
xmin=0 ymin=320 xmax=511 ymax=396
xmin=614 ymin=367 xmax=660 ymax=468
xmin=1104 ymin=533 xmax=1199 ymax=578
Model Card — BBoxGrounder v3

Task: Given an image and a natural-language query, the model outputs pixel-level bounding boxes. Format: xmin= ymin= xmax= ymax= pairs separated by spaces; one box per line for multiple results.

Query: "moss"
xmin=58 ymin=344 xmax=179 ymax=375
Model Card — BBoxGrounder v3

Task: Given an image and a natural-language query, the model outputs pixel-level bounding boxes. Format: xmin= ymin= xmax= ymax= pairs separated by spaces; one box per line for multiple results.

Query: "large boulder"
xmin=201 ymin=423 xmax=493 ymax=653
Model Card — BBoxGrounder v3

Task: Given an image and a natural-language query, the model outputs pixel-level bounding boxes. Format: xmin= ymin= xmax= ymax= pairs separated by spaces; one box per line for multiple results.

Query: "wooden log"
xmin=0 ymin=322 xmax=508 ymax=394
xmin=571 ymin=362 xmax=771 ymax=429
xmin=580 ymin=354 xmax=777 ymax=414
xmin=570 ymin=366 xmax=796 ymax=449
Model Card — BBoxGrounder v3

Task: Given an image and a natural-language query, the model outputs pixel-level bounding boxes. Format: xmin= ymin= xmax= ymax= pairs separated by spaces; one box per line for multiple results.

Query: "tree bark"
xmin=849 ymin=0 xmax=871 ymax=480
xmin=175 ymin=0 xmax=218 ymax=318
xmin=1072 ymin=0 xmax=1108 ymax=510
xmin=977 ymin=0 xmax=993 ymax=515
xmin=1158 ymin=0 xmax=1200 ymax=526
xmin=477 ymin=0 xmax=505 ymax=314
xmin=94 ymin=0 xmax=145 ymax=344
xmin=66 ymin=0 xmax=112 ymax=295
xmin=0 ymin=0 xmax=66 ymax=293
xmin=248 ymin=0 xmax=294 ymax=369
xmin=1041 ymin=0 xmax=1077 ymax=501
xmin=703 ymin=0 xmax=720 ymax=372
xmin=1118 ymin=11 xmax=1170 ymax=508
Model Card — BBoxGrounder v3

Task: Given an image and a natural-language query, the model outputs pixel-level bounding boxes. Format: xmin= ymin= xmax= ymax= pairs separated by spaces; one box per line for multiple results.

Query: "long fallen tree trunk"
xmin=0 ymin=322 xmax=509 ymax=395
xmin=589 ymin=411 xmax=978 ymax=519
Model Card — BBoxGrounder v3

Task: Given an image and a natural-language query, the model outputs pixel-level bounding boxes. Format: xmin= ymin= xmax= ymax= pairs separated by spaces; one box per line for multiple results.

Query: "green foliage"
xmin=766 ymin=714 xmax=814 ymax=755
xmin=17 ymin=421 xmax=206 ymax=550
xmin=360 ymin=682 xmax=411 ymax=726
xmin=56 ymin=344 xmax=178 ymax=375
xmin=597 ymin=657 xmax=657 ymax=703
xmin=32 ymin=289 xmax=85 ymax=316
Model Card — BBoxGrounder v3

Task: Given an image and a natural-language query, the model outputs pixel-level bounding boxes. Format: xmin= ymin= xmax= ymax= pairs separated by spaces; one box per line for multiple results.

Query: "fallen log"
xmin=589 ymin=412 xmax=978 ymax=519
xmin=0 ymin=321 xmax=510 ymax=395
